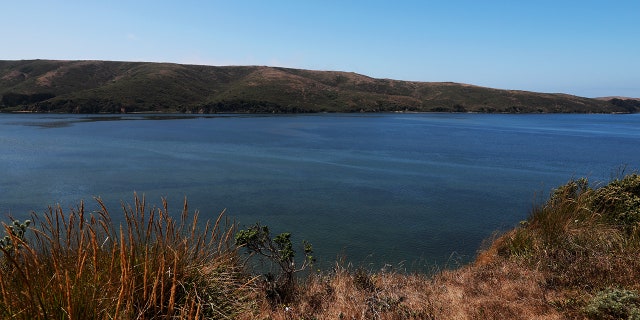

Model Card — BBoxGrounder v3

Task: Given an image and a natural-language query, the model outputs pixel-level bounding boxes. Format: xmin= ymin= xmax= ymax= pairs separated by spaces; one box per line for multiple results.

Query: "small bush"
xmin=236 ymin=223 xmax=314 ymax=303
xmin=585 ymin=288 xmax=640 ymax=320
xmin=592 ymin=173 xmax=640 ymax=231
xmin=0 ymin=219 xmax=31 ymax=253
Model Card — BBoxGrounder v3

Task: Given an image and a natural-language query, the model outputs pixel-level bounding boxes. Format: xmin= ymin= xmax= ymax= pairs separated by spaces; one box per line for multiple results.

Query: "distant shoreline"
xmin=1 ymin=109 xmax=638 ymax=115
xmin=3 ymin=60 xmax=639 ymax=114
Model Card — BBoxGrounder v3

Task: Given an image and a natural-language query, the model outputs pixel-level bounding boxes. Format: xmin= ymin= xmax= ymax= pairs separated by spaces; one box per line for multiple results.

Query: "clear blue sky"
xmin=2 ymin=1 xmax=639 ymax=98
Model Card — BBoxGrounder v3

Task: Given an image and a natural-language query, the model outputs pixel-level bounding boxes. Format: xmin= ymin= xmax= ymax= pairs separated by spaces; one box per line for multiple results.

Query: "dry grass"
xmin=243 ymin=175 xmax=640 ymax=319
xmin=0 ymin=194 xmax=254 ymax=319
xmin=507 ymin=178 xmax=640 ymax=282
xmin=488 ymin=174 xmax=640 ymax=318
xmin=429 ymin=261 xmax=561 ymax=319
xmin=240 ymin=265 xmax=436 ymax=319
xmin=241 ymin=260 xmax=561 ymax=319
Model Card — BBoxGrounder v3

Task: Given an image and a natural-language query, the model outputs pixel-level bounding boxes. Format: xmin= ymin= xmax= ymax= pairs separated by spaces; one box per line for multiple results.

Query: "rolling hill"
xmin=1 ymin=59 xmax=637 ymax=113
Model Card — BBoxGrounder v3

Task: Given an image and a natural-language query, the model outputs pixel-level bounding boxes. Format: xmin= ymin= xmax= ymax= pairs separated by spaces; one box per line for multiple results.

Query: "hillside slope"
xmin=2 ymin=175 xmax=639 ymax=318
xmin=1 ymin=59 xmax=636 ymax=113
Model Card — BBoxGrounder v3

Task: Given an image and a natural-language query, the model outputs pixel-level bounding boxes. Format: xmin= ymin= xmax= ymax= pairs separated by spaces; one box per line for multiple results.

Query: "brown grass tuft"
xmin=0 ymin=194 xmax=253 ymax=319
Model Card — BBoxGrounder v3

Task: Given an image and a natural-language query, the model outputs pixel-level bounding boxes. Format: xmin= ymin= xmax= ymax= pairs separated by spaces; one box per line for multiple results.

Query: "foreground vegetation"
xmin=2 ymin=59 xmax=638 ymax=114
xmin=2 ymin=174 xmax=640 ymax=319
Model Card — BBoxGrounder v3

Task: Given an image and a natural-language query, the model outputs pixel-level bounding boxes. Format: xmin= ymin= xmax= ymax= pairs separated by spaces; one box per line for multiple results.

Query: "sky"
xmin=1 ymin=1 xmax=639 ymax=98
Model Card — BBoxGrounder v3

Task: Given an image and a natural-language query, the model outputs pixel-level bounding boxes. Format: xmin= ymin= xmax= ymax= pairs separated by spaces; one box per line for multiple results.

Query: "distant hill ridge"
xmin=1 ymin=59 xmax=638 ymax=113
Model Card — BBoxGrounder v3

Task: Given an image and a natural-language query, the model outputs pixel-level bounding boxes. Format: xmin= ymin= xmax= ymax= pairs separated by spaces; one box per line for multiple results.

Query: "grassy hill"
xmin=1 ymin=59 xmax=637 ymax=113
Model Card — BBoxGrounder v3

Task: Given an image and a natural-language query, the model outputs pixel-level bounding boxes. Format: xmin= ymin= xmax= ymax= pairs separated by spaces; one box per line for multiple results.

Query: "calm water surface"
xmin=1 ymin=113 xmax=639 ymax=270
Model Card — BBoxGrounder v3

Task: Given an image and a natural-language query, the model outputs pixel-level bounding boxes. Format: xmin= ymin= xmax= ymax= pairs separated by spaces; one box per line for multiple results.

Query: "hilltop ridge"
xmin=1 ymin=59 xmax=638 ymax=113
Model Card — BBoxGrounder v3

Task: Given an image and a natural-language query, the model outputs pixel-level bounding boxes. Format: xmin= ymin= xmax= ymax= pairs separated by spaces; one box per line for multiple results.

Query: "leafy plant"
xmin=0 ymin=219 xmax=31 ymax=254
xmin=235 ymin=223 xmax=314 ymax=302
xmin=592 ymin=173 xmax=640 ymax=232
xmin=585 ymin=288 xmax=640 ymax=320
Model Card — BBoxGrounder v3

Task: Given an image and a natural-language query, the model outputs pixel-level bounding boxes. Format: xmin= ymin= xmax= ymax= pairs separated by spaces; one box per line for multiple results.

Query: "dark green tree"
xmin=235 ymin=223 xmax=314 ymax=302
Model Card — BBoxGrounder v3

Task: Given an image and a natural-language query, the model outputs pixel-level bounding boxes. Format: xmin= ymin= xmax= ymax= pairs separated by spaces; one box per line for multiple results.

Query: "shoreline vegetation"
xmin=2 ymin=59 xmax=639 ymax=114
xmin=2 ymin=174 xmax=640 ymax=319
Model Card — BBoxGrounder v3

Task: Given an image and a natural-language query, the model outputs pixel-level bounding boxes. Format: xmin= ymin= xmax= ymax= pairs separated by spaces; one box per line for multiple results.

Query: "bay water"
xmin=1 ymin=113 xmax=639 ymax=270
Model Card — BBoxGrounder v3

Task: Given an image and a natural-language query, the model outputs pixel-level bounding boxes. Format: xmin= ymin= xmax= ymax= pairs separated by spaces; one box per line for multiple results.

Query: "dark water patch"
xmin=6 ymin=113 xmax=314 ymax=129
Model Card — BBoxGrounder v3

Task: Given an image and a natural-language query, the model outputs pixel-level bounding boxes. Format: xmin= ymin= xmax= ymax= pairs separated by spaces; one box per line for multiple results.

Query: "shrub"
xmin=0 ymin=219 xmax=31 ymax=254
xmin=584 ymin=288 xmax=640 ymax=320
xmin=236 ymin=223 xmax=314 ymax=303
xmin=592 ymin=173 xmax=640 ymax=232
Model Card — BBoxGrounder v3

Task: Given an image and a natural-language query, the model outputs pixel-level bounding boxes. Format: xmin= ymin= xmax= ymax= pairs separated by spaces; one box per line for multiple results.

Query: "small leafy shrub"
xmin=549 ymin=177 xmax=590 ymax=204
xmin=236 ymin=223 xmax=314 ymax=303
xmin=0 ymin=219 xmax=31 ymax=253
xmin=592 ymin=173 xmax=640 ymax=231
xmin=584 ymin=288 xmax=640 ymax=320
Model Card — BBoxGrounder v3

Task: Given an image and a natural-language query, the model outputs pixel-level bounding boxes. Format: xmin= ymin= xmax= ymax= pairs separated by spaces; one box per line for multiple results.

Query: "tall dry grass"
xmin=240 ymin=263 xmax=437 ymax=320
xmin=493 ymin=176 xmax=640 ymax=290
xmin=0 ymin=194 xmax=254 ymax=319
xmin=487 ymin=174 xmax=640 ymax=317
xmin=242 ymin=260 xmax=561 ymax=319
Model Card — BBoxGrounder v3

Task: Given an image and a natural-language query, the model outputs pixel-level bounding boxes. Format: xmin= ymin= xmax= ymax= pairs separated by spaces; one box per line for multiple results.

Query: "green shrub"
xmin=585 ymin=288 xmax=640 ymax=320
xmin=236 ymin=223 xmax=314 ymax=303
xmin=592 ymin=173 xmax=640 ymax=231
xmin=0 ymin=219 xmax=31 ymax=254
